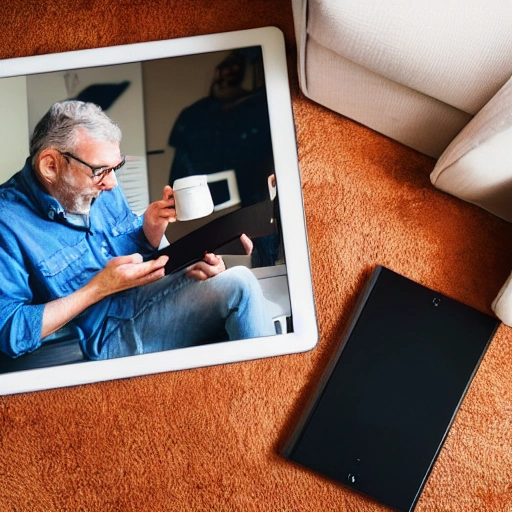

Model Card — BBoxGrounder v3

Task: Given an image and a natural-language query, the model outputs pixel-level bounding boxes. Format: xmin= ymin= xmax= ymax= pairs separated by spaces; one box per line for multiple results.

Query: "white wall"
xmin=0 ymin=76 xmax=29 ymax=183
xmin=26 ymin=62 xmax=147 ymax=159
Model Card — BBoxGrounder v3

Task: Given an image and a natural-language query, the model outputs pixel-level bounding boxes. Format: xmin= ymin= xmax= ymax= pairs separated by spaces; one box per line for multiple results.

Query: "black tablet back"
xmin=283 ymin=266 xmax=499 ymax=511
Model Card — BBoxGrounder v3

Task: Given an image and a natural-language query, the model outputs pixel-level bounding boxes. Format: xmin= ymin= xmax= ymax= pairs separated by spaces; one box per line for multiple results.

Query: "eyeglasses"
xmin=60 ymin=151 xmax=126 ymax=181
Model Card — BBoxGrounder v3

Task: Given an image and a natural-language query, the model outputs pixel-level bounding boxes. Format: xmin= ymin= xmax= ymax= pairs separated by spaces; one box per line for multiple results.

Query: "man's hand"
xmin=89 ymin=253 xmax=169 ymax=299
xmin=239 ymin=233 xmax=253 ymax=255
xmin=186 ymin=253 xmax=226 ymax=281
xmin=143 ymin=185 xmax=176 ymax=248
xmin=41 ymin=253 xmax=169 ymax=339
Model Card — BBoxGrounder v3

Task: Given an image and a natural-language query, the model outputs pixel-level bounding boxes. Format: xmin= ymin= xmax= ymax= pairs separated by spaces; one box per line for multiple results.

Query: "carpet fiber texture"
xmin=1 ymin=1 xmax=512 ymax=511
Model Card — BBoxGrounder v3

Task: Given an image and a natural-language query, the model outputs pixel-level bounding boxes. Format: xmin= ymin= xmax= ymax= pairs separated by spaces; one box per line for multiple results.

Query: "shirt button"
xmin=48 ymin=210 xmax=55 ymax=220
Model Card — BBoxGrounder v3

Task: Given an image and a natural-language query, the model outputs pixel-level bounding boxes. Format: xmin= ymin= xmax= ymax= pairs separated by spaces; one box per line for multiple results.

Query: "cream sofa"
xmin=291 ymin=0 xmax=512 ymax=324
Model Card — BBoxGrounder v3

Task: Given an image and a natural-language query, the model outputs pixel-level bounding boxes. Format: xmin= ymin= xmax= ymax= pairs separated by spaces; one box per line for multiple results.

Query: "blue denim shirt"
xmin=0 ymin=159 xmax=156 ymax=359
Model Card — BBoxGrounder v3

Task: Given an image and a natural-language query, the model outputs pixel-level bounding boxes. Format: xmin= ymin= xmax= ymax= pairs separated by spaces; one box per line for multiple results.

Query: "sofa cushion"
xmin=306 ymin=0 xmax=512 ymax=115
xmin=430 ymin=75 xmax=512 ymax=223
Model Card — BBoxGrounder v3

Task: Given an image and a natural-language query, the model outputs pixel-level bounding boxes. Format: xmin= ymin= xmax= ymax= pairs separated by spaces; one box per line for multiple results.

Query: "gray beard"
xmin=55 ymin=186 xmax=100 ymax=215
xmin=65 ymin=197 xmax=94 ymax=215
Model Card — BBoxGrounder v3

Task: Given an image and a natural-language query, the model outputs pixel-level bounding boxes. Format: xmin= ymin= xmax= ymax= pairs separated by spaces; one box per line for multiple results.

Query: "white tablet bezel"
xmin=0 ymin=27 xmax=317 ymax=396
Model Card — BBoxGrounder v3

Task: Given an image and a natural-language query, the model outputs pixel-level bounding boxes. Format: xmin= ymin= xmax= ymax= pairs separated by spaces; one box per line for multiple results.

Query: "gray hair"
xmin=29 ymin=100 xmax=122 ymax=166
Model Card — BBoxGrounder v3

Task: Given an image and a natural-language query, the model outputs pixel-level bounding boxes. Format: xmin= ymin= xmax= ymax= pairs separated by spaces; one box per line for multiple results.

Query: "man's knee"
xmin=217 ymin=266 xmax=274 ymax=339
xmin=221 ymin=265 xmax=261 ymax=296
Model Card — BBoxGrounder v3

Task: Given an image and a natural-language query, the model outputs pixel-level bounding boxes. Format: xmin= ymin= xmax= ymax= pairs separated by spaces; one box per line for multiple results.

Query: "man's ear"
xmin=36 ymin=149 xmax=60 ymax=186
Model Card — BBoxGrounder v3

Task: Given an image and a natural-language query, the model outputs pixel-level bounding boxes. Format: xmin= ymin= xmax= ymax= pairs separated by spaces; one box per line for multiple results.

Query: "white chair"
xmin=291 ymin=0 xmax=512 ymax=159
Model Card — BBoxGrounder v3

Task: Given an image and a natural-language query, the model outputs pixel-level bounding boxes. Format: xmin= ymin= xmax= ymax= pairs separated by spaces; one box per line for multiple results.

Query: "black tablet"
xmin=283 ymin=266 xmax=499 ymax=511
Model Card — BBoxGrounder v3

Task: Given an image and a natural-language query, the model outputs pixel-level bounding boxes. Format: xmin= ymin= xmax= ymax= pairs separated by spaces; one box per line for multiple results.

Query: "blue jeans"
xmin=96 ymin=266 xmax=275 ymax=360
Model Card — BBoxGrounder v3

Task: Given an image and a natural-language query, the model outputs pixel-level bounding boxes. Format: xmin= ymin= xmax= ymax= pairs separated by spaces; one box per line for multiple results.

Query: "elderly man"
xmin=0 ymin=100 xmax=275 ymax=361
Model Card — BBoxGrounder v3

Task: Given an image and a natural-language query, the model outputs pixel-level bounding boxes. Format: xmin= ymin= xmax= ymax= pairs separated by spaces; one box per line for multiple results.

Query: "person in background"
xmin=168 ymin=49 xmax=280 ymax=267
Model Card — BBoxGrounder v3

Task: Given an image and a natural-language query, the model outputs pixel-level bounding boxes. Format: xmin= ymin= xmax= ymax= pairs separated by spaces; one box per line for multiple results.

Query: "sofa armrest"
xmin=430 ymin=75 xmax=512 ymax=222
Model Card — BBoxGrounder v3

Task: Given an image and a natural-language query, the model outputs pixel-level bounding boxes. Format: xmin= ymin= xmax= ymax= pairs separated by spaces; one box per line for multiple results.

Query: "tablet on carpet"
xmin=0 ymin=27 xmax=317 ymax=395
xmin=283 ymin=266 xmax=499 ymax=511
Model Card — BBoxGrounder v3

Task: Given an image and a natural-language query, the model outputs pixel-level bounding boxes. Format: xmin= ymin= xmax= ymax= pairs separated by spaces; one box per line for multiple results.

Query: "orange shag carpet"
xmin=1 ymin=1 xmax=512 ymax=511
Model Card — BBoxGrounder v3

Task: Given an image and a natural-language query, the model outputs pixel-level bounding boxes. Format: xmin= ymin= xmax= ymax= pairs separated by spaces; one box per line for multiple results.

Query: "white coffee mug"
xmin=173 ymin=175 xmax=214 ymax=221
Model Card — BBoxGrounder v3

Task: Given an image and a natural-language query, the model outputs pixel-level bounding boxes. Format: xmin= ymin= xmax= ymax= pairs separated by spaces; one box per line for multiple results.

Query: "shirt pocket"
xmin=108 ymin=210 xmax=143 ymax=238
xmin=106 ymin=209 xmax=154 ymax=257
xmin=38 ymin=237 xmax=102 ymax=297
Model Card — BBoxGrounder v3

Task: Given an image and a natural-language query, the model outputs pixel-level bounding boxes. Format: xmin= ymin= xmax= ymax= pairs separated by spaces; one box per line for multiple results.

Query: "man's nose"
xmin=100 ymin=169 xmax=118 ymax=190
